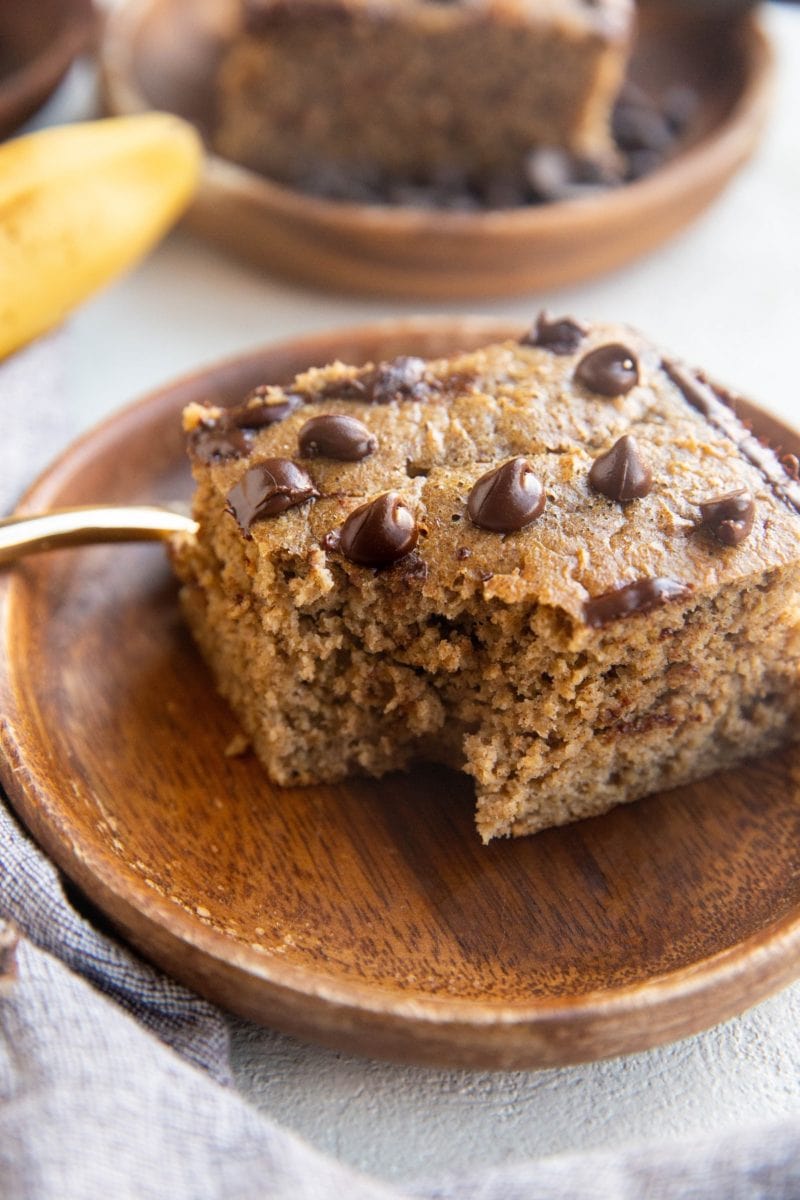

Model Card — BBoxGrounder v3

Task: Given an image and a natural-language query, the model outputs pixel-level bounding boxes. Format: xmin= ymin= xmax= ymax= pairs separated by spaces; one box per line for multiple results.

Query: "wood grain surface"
xmin=101 ymin=1 xmax=772 ymax=299
xmin=2 ymin=319 xmax=800 ymax=1069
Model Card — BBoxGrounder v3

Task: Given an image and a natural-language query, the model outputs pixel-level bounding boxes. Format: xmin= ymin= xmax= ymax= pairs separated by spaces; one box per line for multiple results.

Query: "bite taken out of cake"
xmin=170 ymin=316 xmax=800 ymax=841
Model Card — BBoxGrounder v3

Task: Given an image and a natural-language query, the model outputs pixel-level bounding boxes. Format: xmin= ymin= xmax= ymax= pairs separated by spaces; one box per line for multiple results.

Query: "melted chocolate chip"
xmin=298 ymin=414 xmax=377 ymax=461
xmin=188 ymin=391 xmax=303 ymax=463
xmin=313 ymin=358 xmax=431 ymax=405
xmin=575 ymin=344 xmax=640 ymax=397
xmin=467 ymin=458 xmax=546 ymax=532
xmin=189 ymin=427 xmax=253 ymax=464
xmin=699 ymin=489 xmax=755 ymax=546
xmin=398 ymin=551 xmax=429 ymax=582
xmin=339 ymin=492 xmax=418 ymax=566
xmin=226 ymin=458 xmax=318 ymax=533
xmin=584 ymin=578 xmax=691 ymax=628
xmin=521 ymin=312 xmax=588 ymax=356
xmin=368 ymin=357 xmax=429 ymax=404
xmin=663 ymin=360 xmax=800 ymax=515
xmin=661 ymin=360 xmax=715 ymax=417
xmin=231 ymin=393 xmax=304 ymax=430
xmin=589 ymin=435 xmax=653 ymax=502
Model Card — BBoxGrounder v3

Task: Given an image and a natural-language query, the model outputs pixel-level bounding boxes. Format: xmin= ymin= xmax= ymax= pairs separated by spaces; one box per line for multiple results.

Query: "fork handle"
xmin=0 ymin=505 xmax=198 ymax=566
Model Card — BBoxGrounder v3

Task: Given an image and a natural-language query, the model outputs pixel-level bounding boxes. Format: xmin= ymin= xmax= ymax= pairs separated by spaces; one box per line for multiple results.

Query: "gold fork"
xmin=0 ymin=506 xmax=198 ymax=566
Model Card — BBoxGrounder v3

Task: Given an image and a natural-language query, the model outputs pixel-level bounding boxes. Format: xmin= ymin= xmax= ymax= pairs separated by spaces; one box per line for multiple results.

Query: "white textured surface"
xmin=227 ymin=986 xmax=800 ymax=1182
xmin=52 ymin=3 xmax=800 ymax=1186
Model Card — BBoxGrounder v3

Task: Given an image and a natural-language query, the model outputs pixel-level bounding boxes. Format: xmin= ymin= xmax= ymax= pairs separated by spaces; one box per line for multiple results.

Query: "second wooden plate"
xmin=101 ymin=2 xmax=773 ymax=299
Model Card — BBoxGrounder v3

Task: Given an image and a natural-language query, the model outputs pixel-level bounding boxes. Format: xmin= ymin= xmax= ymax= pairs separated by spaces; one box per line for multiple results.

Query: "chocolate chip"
xmin=521 ymin=312 xmax=588 ymax=356
xmin=467 ymin=458 xmax=546 ymax=532
xmin=664 ymin=360 xmax=800 ymax=515
xmin=699 ymin=489 xmax=755 ymax=546
xmin=625 ymin=149 xmax=665 ymax=183
xmin=339 ymin=492 xmax=418 ymax=566
xmin=662 ymin=360 xmax=714 ymax=416
xmin=226 ymin=458 xmax=318 ymax=533
xmin=612 ymin=102 xmax=674 ymax=155
xmin=662 ymin=84 xmax=698 ymax=135
xmin=368 ymin=357 xmax=429 ymax=404
xmin=189 ymin=427 xmax=253 ymax=464
xmin=589 ymin=435 xmax=653 ymax=502
xmin=575 ymin=344 xmax=640 ymax=397
xmin=456 ymin=546 xmax=472 ymax=560
xmin=233 ymin=390 xmax=304 ymax=430
xmin=188 ymin=391 xmax=303 ymax=463
xmin=584 ymin=578 xmax=691 ymax=627
xmin=298 ymin=414 xmax=377 ymax=461
xmin=299 ymin=161 xmax=379 ymax=203
xmin=398 ymin=551 xmax=429 ymax=582
xmin=388 ymin=182 xmax=445 ymax=208
xmin=479 ymin=170 xmax=528 ymax=209
xmin=524 ymin=147 xmax=617 ymax=202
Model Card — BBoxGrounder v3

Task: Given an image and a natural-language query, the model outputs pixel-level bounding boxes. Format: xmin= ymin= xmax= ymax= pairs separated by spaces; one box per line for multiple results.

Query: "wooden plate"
xmin=2 ymin=318 xmax=800 ymax=1070
xmin=100 ymin=1 xmax=773 ymax=300
xmin=0 ymin=0 xmax=97 ymax=140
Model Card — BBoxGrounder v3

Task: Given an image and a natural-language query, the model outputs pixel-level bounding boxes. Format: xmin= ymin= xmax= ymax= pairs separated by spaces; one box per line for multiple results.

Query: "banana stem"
xmin=0 ymin=505 xmax=198 ymax=566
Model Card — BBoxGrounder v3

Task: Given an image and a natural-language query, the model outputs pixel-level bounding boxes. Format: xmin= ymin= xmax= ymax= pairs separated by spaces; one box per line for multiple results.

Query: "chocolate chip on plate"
xmin=699 ymin=489 xmax=755 ymax=546
xmin=612 ymin=102 xmax=674 ymax=156
xmin=467 ymin=458 xmax=546 ymax=532
xmin=339 ymin=492 xmax=419 ymax=566
xmin=575 ymin=344 xmax=640 ymax=397
xmin=589 ymin=434 xmax=653 ymax=502
xmin=226 ymin=458 xmax=318 ymax=533
xmin=298 ymin=414 xmax=377 ymax=461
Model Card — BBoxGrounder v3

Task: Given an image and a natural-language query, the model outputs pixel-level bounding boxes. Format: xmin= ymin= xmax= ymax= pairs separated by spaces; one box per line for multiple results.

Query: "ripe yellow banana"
xmin=0 ymin=113 xmax=203 ymax=360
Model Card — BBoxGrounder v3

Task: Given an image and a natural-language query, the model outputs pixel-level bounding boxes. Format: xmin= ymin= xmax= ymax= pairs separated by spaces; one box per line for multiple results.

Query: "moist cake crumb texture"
xmin=171 ymin=315 xmax=800 ymax=841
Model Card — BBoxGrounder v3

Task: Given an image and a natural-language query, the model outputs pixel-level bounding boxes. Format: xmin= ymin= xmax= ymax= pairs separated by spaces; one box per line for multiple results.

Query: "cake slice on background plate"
xmin=213 ymin=0 xmax=634 ymax=193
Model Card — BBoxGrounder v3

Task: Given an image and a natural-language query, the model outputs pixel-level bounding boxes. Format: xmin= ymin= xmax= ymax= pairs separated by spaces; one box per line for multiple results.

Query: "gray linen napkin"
xmin=2 ymin=336 xmax=800 ymax=1199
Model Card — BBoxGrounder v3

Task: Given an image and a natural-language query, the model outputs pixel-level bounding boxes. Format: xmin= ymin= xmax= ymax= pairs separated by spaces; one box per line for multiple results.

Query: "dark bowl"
xmin=0 ymin=0 xmax=97 ymax=140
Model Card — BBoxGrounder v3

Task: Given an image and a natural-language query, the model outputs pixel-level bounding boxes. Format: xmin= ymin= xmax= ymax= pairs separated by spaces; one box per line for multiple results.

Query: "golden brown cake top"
xmin=184 ymin=316 xmax=800 ymax=625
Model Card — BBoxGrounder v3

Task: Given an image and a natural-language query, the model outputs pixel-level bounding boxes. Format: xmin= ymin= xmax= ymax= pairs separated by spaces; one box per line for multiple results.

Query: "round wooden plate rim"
xmin=100 ymin=0 xmax=772 ymax=235
xmin=4 ymin=703 xmax=800 ymax=1029
xmin=3 ymin=318 xmax=800 ymax=1058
